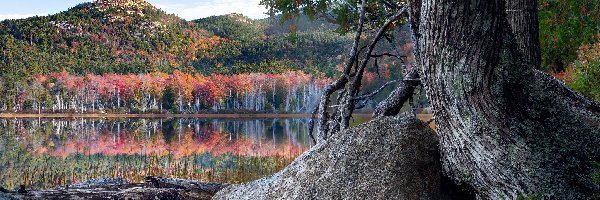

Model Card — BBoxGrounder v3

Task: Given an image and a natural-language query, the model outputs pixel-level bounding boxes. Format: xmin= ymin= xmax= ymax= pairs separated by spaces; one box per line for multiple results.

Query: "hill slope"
xmin=192 ymin=13 xmax=351 ymax=76
xmin=0 ymin=0 xmax=225 ymax=80
xmin=0 ymin=0 xmax=353 ymax=83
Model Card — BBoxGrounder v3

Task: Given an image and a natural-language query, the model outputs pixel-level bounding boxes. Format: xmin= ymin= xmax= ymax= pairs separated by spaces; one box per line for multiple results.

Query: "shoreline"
xmin=1 ymin=177 xmax=227 ymax=200
xmin=0 ymin=113 xmax=379 ymax=119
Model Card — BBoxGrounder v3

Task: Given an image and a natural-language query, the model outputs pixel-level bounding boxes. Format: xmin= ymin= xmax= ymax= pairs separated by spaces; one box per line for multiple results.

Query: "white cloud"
xmin=0 ymin=13 xmax=47 ymax=21
xmin=154 ymin=0 xmax=268 ymax=20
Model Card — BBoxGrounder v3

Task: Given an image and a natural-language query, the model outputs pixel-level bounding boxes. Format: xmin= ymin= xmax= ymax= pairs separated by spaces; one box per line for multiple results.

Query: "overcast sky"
xmin=0 ymin=0 xmax=268 ymax=21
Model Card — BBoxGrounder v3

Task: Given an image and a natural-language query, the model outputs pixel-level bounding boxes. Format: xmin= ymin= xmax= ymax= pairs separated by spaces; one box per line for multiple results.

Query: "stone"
xmin=213 ymin=116 xmax=444 ymax=200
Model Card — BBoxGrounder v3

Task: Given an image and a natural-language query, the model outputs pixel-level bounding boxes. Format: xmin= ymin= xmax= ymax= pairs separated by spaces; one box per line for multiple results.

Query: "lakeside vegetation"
xmin=1 ymin=70 xmax=329 ymax=114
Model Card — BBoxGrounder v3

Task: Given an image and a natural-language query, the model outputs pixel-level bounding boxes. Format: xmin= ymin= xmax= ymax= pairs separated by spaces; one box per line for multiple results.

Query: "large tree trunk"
xmin=408 ymin=0 xmax=600 ymax=198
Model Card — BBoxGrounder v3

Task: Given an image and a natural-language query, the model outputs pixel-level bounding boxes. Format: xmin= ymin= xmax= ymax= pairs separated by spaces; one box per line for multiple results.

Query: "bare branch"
xmin=379 ymin=0 xmax=399 ymax=10
xmin=353 ymin=80 xmax=399 ymax=100
xmin=338 ymin=6 xmax=409 ymax=129
xmin=307 ymin=104 xmax=319 ymax=144
xmin=370 ymin=53 xmax=405 ymax=58
xmin=315 ymin=0 xmax=368 ymax=142
xmin=373 ymin=69 xmax=421 ymax=118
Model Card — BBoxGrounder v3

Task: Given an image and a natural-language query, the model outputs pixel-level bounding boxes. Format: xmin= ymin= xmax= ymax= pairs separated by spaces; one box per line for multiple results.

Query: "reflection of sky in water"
xmin=0 ymin=118 xmax=313 ymax=189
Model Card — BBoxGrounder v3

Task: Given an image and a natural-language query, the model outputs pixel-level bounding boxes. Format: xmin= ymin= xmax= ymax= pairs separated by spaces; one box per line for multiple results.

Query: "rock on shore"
xmin=213 ymin=116 xmax=444 ymax=200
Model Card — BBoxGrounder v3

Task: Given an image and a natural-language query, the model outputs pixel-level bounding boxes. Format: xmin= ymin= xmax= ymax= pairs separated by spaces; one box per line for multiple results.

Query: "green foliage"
xmin=593 ymin=162 xmax=600 ymax=184
xmin=161 ymin=86 xmax=177 ymax=112
xmin=194 ymin=13 xmax=265 ymax=46
xmin=539 ymin=0 xmax=600 ymax=71
xmin=192 ymin=13 xmax=352 ymax=76
xmin=0 ymin=1 xmax=352 ymax=86
xmin=566 ymin=37 xmax=600 ymax=101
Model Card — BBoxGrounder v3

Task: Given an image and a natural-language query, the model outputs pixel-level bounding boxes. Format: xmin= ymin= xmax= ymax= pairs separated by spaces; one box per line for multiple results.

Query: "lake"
xmin=0 ymin=117 xmax=317 ymax=189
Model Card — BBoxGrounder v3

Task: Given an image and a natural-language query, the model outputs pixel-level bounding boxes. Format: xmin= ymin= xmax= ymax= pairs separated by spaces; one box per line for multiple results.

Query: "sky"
xmin=0 ymin=0 xmax=268 ymax=21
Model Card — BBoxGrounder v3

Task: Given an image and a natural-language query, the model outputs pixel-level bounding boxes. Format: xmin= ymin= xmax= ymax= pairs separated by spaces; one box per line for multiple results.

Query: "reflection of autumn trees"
xmin=0 ymin=118 xmax=311 ymax=189
xmin=37 ymin=130 xmax=306 ymax=159
xmin=10 ymin=118 xmax=312 ymax=158
xmin=8 ymin=71 xmax=331 ymax=113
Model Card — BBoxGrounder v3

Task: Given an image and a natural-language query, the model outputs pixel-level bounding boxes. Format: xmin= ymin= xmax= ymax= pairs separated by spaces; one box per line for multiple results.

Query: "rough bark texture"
xmin=213 ymin=116 xmax=445 ymax=200
xmin=505 ymin=0 xmax=541 ymax=69
xmin=408 ymin=0 xmax=600 ymax=198
xmin=1 ymin=177 xmax=228 ymax=200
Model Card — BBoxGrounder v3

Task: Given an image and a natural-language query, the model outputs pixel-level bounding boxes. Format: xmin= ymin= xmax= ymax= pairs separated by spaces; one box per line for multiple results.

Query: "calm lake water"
xmin=0 ymin=117 xmax=316 ymax=189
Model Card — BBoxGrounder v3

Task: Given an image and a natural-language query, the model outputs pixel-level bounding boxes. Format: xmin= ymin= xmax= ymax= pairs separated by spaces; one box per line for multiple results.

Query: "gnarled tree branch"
xmin=315 ymin=0 xmax=368 ymax=142
xmin=337 ymin=5 xmax=409 ymax=132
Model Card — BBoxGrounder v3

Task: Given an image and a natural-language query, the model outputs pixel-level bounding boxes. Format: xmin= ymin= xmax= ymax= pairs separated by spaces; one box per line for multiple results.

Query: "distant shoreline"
xmin=0 ymin=113 xmax=322 ymax=118
xmin=0 ymin=113 xmax=432 ymax=121
xmin=0 ymin=113 xmax=385 ymax=119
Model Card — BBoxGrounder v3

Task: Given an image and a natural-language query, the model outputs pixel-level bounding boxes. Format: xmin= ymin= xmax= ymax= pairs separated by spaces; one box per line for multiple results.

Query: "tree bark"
xmin=505 ymin=0 xmax=541 ymax=69
xmin=408 ymin=0 xmax=600 ymax=198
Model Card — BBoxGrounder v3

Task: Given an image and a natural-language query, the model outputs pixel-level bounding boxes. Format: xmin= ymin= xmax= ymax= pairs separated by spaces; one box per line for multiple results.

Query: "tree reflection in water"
xmin=0 ymin=118 xmax=313 ymax=189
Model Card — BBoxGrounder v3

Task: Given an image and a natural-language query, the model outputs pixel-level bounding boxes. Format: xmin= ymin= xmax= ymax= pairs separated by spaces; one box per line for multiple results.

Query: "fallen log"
xmin=1 ymin=177 xmax=229 ymax=200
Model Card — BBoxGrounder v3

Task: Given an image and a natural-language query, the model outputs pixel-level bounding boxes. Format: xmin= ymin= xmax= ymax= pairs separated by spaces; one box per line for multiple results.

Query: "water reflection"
xmin=0 ymin=118 xmax=313 ymax=189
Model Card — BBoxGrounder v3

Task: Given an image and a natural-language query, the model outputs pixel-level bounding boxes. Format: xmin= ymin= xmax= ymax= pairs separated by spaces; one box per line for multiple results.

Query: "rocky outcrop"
xmin=213 ymin=116 xmax=444 ymax=200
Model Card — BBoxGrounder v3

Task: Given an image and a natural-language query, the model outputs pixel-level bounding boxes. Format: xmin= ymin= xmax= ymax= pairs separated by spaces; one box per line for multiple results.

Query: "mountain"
xmin=0 ymin=0 xmax=352 ymax=84
xmin=0 ymin=0 xmax=226 ymax=81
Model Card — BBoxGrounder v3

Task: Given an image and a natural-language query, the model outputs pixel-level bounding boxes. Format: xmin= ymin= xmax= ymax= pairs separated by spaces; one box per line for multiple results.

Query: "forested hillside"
xmin=0 ymin=0 xmax=357 ymax=113
xmin=193 ymin=14 xmax=351 ymax=76
xmin=0 ymin=0 xmax=222 ymax=78
xmin=0 ymin=0 xmax=352 ymax=81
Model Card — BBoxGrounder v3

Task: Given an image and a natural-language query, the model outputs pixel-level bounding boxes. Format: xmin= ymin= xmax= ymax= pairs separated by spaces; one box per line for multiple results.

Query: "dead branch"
xmin=353 ymin=80 xmax=399 ymax=100
xmin=373 ymin=69 xmax=421 ymax=118
xmin=338 ymin=6 xmax=409 ymax=130
xmin=315 ymin=0 xmax=368 ymax=142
